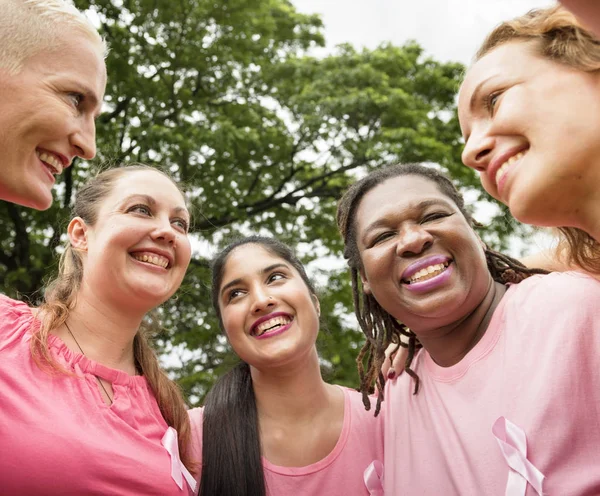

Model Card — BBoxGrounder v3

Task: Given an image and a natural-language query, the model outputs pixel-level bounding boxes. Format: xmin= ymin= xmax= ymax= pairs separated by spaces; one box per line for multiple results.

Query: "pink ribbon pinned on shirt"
xmin=492 ymin=417 xmax=545 ymax=496
xmin=364 ymin=460 xmax=384 ymax=496
xmin=161 ymin=426 xmax=197 ymax=493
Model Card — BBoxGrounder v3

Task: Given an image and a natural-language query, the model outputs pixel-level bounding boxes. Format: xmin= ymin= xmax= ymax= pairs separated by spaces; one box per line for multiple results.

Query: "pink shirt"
xmin=0 ymin=294 xmax=193 ymax=495
xmin=189 ymin=386 xmax=384 ymax=495
xmin=382 ymin=272 xmax=600 ymax=495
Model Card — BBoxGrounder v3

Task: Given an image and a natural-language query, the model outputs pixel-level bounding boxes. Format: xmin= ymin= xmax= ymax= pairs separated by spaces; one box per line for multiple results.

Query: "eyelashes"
xmin=126 ymin=203 xmax=189 ymax=232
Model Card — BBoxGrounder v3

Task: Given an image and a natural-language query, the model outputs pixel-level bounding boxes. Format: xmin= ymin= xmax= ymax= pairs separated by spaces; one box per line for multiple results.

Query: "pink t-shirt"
xmin=189 ymin=386 xmax=385 ymax=495
xmin=382 ymin=272 xmax=600 ymax=495
xmin=0 ymin=294 xmax=194 ymax=495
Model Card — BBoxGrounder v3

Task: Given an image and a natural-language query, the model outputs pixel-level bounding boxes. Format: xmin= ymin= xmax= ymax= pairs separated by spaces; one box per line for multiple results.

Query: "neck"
xmin=56 ymin=286 xmax=143 ymax=375
xmin=251 ymin=348 xmax=333 ymax=424
xmin=416 ymin=279 xmax=506 ymax=367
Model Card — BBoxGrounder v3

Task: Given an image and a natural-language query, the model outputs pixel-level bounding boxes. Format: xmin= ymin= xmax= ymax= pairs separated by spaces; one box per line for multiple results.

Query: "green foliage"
xmin=0 ymin=0 xmax=520 ymax=404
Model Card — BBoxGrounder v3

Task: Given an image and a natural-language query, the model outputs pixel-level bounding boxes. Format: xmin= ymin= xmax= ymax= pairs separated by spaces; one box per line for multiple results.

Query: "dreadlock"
xmin=336 ymin=163 xmax=548 ymax=416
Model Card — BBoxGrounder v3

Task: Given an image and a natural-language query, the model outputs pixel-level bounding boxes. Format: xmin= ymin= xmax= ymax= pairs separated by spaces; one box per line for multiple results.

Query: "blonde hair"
xmin=0 ymin=0 xmax=107 ymax=75
xmin=475 ymin=5 xmax=600 ymax=274
xmin=31 ymin=164 xmax=198 ymax=476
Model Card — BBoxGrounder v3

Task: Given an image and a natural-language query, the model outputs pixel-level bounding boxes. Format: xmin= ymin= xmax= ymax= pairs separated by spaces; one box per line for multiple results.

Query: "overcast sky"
xmin=292 ymin=0 xmax=555 ymax=64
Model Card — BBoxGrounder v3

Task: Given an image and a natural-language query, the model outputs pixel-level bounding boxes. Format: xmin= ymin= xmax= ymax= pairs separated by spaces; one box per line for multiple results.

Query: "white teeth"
xmin=496 ymin=151 xmax=524 ymax=184
xmin=255 ymin=316 xmax=292 ymax=335
xmin=132 ymin=253 xmax=169 ymax=268
xmin=36 ymin=151 xmax=64 ymax=175
xmin=408 ymin=263 xmax=449 ymax=284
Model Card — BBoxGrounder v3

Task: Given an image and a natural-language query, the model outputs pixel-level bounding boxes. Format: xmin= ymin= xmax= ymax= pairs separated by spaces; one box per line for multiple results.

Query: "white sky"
xmin=292 ymin=0 xmax=555 ymax=64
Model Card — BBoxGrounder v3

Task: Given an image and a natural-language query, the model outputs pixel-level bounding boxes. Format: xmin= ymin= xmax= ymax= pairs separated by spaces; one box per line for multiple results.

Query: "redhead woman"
xmin=189 ymin=237 xmax=384 ymax=496
xmin=337 ymin=163 xmax=600 ymax=495
xmin=0 ymin=0 xmax=106 ymax=210
xmin=0 ymin=165 xmax=197 ymax=494
xmin=459 ymin=6 xmax=600 ymax=274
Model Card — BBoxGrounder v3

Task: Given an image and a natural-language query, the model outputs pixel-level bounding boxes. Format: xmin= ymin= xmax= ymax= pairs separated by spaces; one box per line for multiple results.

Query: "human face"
xmin=459 ymin=41 xmax=600 ymax=229
xmin=71 ymin=170 xmax=191 ymax=313
xmin=355 ymin=175 xmax=491 ymax=334
xmin=218 ymin=244 xmax=320 ymax=370
xmin=0 ymin=32 xmax=106 ymax=210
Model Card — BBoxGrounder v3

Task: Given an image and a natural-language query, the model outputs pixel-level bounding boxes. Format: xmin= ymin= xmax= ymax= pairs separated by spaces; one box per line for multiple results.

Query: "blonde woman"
xmin=0 ymin=0 xmax=106 ymax=210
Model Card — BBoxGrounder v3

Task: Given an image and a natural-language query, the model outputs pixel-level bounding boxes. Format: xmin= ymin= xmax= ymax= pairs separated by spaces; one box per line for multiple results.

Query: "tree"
xmin=0 ymin=0 xmax=522 ymax=404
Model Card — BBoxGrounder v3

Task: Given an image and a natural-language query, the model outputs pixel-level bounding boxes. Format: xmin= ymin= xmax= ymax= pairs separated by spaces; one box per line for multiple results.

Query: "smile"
xmin=251 ymin=314 xmax=293 ymax=338
xmin=403 ymin=261 xmax=451 ymax=284
xmin=495 ymin=151 xmax=526 ymax=185
xmin=36 ymin=150 xmax=64 ymax=175
xmin=131 ymin=252 xmax=170 ymax=269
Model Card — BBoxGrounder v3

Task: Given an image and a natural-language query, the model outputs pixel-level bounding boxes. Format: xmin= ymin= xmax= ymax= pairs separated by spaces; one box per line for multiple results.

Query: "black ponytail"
xmin=200 ymin=361 xmax=265 ymax=496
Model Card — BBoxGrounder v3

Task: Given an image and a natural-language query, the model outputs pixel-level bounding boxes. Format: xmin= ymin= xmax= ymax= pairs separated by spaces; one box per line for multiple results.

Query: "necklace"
xmin=64 ymin=321 xmax=113 ymax=404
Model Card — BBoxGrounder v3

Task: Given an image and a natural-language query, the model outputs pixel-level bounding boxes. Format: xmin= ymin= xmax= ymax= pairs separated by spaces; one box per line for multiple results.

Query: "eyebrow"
xmin=468 ymin=75 xmax=499 ymax=113
xmin=121 ymin=194 xmax=189 ymax=217
xmin=361 ymin=198 xmax=455 ymax=241
xmin=220 ymin=262 xmax=289 ymax=298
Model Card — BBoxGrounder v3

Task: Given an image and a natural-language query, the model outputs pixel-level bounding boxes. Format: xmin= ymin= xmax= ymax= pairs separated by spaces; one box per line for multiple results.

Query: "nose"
xmin=70 ymin=115 xmax=97 ymax=161
xmin=462 ymin=128 xmax=495 ymax=172
xmin=396 ymin=224 xmax=433 ymax=258
xmin=251 ymin=290 xmax=276 ymax=315
xmin=151 ymin=216 xmax=177 ymax=244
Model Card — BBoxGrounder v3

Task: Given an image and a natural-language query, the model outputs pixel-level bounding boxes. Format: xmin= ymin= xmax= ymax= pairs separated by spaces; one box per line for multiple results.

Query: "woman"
xmin=337 ymin=163 xmax=600 ymax=494
xmin=0 ymin=165 xmax=197 ymax=494
xmin=458 ymin=5 xmax=600 ymax=274
xmin=0 ymin=0 xmax=106 ymax=210
xmin=189 ymin=236 xmax=384 ymax=496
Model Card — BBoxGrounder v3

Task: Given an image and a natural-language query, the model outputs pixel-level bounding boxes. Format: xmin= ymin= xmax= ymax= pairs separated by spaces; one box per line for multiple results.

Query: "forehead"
xmin=106 ymin=170 xmax=186 ymax=208
xmin=459 ymin=41 xmax=539 ymax=108
xmin=28 ymin=31 xmax=107 ymax=106
xmin=356 ymin=175 xmax=455 ymax=228
xmin=222 ymin=244 xmax=284 ymax=280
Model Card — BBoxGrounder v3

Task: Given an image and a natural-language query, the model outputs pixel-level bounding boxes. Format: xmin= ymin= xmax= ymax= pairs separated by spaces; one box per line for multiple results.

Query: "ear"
xmin=359 ymin=268 xmax=372 ymax=295
xmin=68 ymin=217 xmax=89 ymax=251
xmin=311 ymin=294 xmax=321 ymax=317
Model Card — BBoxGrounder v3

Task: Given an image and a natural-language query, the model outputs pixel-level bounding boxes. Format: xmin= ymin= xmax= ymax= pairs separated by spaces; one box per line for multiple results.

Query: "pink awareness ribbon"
xmin=161 ymin=426 xmax=197 ymax=493
xmin=364 ymin=460 xmax=384 ymax=496
xmin=492 ymin=417 xmax=545 ymax=496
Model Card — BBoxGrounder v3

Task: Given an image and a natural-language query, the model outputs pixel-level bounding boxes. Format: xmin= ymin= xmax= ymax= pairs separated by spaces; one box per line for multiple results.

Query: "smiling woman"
xmin=189 ymin=236 xmax=384 ymax=496
xmin=0 ymin=0 xmax=107 ymax=210
xmin=458 ymin=5 xmax=600 ymax=274
xmin=337 ymin=163 xmax=600 ymax=494
xmin=0 ymin=165 xmax=197 ymax=494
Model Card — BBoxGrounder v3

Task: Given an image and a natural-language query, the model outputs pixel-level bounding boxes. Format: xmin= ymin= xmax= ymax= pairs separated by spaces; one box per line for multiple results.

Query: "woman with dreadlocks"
xmin=189 ymin=236 xmax=384 ymax=496
xmin=337 ymin=163 xmax=600 ymax=495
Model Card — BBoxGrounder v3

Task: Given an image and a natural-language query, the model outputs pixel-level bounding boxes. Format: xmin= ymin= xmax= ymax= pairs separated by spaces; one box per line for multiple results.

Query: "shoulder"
xmin=187 ymin=406 xmax=204 ymax=431
xmin=501 ymin=272 xmax=600 ymax=341
xmin=187 ymin=406 xmax=204 ymax=463
xmin=507 ymin=271 xmax=600 ymax=307
xmin=0 ymin=294 xmax=35 ymax=346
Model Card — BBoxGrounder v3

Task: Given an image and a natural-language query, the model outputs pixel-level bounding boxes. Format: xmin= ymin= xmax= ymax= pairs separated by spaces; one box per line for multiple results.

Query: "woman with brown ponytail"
xmin=337 ymin=163 xmax=600 ymax=495
xmin=0 ymin=165 xmax=197 ymax=494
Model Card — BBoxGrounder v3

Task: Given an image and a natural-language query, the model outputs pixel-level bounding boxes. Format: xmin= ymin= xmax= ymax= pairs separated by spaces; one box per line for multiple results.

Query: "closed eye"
xmin=368 ymin=231 xmax=395 ymax=248
xmin=421 ymin=212 xmax=451 ymax=223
